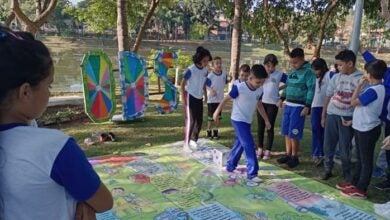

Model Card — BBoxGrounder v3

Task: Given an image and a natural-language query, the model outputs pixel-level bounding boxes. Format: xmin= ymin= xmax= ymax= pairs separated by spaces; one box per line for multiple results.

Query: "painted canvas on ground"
xmin=118 ymin=51 xmax=149 ymax=121
xmin=80 ymin=51 xmax=116 ymax=123
xmin=91 ymin=139 xmax=383 ymax=220
xmin=154 ymin=49 xmax=178 ymax=114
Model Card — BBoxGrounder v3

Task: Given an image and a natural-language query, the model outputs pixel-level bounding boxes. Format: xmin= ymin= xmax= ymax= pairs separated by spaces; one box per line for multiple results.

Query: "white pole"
xmin=350 ymin=0 xmax=364 ymax=54
xmin=175 ymin=67 xmax=180 ymax=87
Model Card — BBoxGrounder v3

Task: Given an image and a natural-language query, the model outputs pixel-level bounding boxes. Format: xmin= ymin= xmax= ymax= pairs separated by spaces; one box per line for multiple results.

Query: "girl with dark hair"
xmin=0 ymin=27 xmax=113 ymax=219
xmin=180 ymin=46 xmax=213 ymax=152
xmin=311 ymin=58 xmax=335 ymax=166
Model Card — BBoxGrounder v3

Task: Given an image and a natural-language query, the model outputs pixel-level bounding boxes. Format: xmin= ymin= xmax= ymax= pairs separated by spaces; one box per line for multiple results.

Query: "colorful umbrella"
xmin=155 ymin=49 xmax=178 ymax=114
xmin=119 ymin=51 xmax=149 ymax=120
xmin=80 ymin=51 xmax=116 ymax=123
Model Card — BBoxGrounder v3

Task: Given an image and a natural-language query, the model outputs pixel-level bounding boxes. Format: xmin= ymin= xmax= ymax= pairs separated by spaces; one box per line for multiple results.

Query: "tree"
xmin=11 ymin=0 xmax=58 ymax=33
xmin=230 ymin=0 xmax=243 ymax=80
xmin=117 ymin=0 xmax=130 ymax=51
xmin=188 ymin=0 xmax=220 ymax=40
xmin=132 ymin=0 xmax=160 ymax=52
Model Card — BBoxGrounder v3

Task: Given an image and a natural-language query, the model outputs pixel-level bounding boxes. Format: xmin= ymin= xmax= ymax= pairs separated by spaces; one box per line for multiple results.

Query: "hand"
xmin=358 ymin=76 xmax=368 ymax=86
xmin=210 ymin=89 xmax=217 ymax=97
xmin=382 ymin=136 xmax=390 ymax=150
xmin=277 ymin=100 xmax=284 ymax=109
xmin=265 ymin=121 xmax=271 ymax=130
xmin=300 ymin=107 xmax=309 ymax=117
xmin=321 ymin=115 xmax=326 ymax=128
xmin=75 ymin=202 xmax=97 ymax=220
xmin=358 ymin=43 xmax=365 ymax=54
xmin=341 ymin=118 xmax=352 ymax=127
xmin=213 ymin=112 xmax=220 ymax=124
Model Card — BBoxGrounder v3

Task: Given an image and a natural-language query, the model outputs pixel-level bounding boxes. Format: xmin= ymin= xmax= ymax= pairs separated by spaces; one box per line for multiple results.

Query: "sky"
xmin=70 ymin=0 xmax=81 ymax=4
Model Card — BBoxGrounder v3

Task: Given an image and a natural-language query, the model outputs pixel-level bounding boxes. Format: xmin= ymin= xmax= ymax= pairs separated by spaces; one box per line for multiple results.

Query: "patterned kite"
xmin=154 ymin=49 xmax=178 ymax=114
xmin=118 ymin=51 xmax=149 ymax=120
xmin=80 ymin=51 xmax=116 ymax=123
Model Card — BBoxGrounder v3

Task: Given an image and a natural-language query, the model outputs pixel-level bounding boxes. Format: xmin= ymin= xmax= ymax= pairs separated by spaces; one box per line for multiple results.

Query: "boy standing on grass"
xmin=320 ymin=50 xmax=364 ymax=181
xmin=277 ymin=48 xmax=316 ymax=168
xmin=213 ymin=64 xmax=271 ymax=183
xmin=338 ymin=60 xmax=387 ymax=199
xmin=206 ymin=57 xmax=229 ymax=139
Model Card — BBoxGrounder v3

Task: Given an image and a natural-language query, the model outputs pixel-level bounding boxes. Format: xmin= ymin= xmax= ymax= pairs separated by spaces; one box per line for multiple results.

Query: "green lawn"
xmin=54 ymin=97 xmax=390 ymax=204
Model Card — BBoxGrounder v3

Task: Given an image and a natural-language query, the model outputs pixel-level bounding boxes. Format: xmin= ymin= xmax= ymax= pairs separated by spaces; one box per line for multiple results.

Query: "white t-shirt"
xmin=183 ymin=64 xmax=210 ymax=99
xmin=312 ymin=71 xmax=335 ymax=108
xmin=233 ymin=79 xmax=242 ymax=86
xmin=207 ymin=71 xmax=228 ymax=103
xmin=230 ymin=82 xmax=263 ymax=124
xmin=261 ymin=70 xmax=287 ymax=105
xmin=326 ymin=70 xmax=363 ymax=116
xmin=0 ymin=125 xmax=101 ymax=220
xmin=353 ymin=84 xmax=385 ymax=132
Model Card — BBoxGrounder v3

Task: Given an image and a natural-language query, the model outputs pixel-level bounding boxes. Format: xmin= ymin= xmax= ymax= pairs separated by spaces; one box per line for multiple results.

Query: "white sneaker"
xmin=189 ymin=140 xmax=198 ymax=150
xmin=183 ymin=144 xmax=192 ymax=153
xmin=249 ymin=176 xmax=263 ymax=183
xmin=263 ymin=150 xmax=271 ymax=160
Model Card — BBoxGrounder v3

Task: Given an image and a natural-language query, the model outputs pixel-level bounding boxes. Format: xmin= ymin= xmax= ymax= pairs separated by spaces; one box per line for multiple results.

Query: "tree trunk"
xmin=313 ymin=0 xmax=338 ymax=58
xmin=5 ymin=12 xmax=15 ymax=27
xmin=132 ymin=0 xmax=160 ymax=52
xmin=117 ymin=0 xmax=130 ymax=51
xmin=381 ymin=0 xmax=390 ymax=22
xmin=229 ymin=0 xmax=243 ymax=81
xmin=263 ymin=0 xmax=290 ymax=55
xmin=11 ymin=0 xmax=58 ymax=34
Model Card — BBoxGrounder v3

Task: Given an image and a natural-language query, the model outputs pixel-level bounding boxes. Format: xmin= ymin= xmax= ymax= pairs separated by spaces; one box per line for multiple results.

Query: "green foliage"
xmin=0 ymin=4 xmax=8 ymax=23
xmin=361 ymin=14 xmax=389 ymax=48
xmin=190 ymin=22 xmax=208 ymax=40
xmin=47 ymin=0 xmax=74 ymax=34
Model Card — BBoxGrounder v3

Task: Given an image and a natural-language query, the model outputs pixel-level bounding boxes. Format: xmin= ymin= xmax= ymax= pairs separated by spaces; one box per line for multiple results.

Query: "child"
xmin=233 ymin=64 xmax=250 ymax=85
xmin=277 ymin=48 xmax=316 ymax=168
xmin=0 ymin=27 xmax=113 ymax=219
xmin=257 ymin=54 xmax=287 ymax=160
xmin=320 ymin=49 xmax=364 ymax=181
xmin=207 ymin=56 xmax=228 ymax=139
xmin=213 ymin=64 xmax=271 ymax=182
xmin=339 ymin=60 xmax=387 ymax=199
xmin=311 ymin=58 xmax=335 ymax=166
xmin=360 ymin=46 xmax=390 ymax=189
xmin=181 ymin=46 xmax=212 ymax=152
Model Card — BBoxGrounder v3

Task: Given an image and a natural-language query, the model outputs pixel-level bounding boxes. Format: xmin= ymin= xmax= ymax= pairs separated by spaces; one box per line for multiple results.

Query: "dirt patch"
xmin=38 ymin=105 xmax=88 ymax=127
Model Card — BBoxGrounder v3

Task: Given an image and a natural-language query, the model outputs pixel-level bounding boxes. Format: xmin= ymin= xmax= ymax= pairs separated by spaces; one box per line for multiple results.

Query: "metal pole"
xmin=350 ymin=0 xmax=364 ymax=54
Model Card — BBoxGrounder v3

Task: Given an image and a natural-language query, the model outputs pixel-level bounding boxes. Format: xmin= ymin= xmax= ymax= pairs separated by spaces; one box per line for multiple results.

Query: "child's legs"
xmin=323 ymin=115 xmax=340 ymax=173
xmin=265 ymin=103 xmax=279 ymax=151
xmin=281 ymin=105 xmax=291 ymax=153
xmin=287 ymin=106 xmax=305 ymax=155
xmin=213 ymin=103 xmax=221 ymax=128
xmin=285 ymin=137 xmax=292 ymax=155
xmin=311 ymin=107 xmax=324 ymax=156
xmin=226 ymin=136 xmax=244 ymax=172
xmin=207 ymin=103 xmax=215 ymax=130
xmin=190 ymin=96 xmax=203 ymax=142
xmin=257 ymin=107 xmax=266 ymax=148
xmin=233 ymin=120 xmax=259 ymax=178
xmin=338 ymin=118 xmax=354 ymax=182
xmin=355 ymin=126 xmax=381 ymax=191
xmin=184 ymin=92 xmax=193 ymax=145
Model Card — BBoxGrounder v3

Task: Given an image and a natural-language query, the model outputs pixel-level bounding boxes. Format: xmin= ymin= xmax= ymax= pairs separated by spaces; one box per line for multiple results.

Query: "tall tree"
xmin=230 ymin=0 xmax=243 ymax=80
xmin=117 ymin=0 xmax=130 ymax=51
xmin=11 ymin=0 xmax=58 ymax=33
xmin=132 ymin=0 xmax=160 ymax=52
xmin=188 ymin=0 xmax=220 ymax=40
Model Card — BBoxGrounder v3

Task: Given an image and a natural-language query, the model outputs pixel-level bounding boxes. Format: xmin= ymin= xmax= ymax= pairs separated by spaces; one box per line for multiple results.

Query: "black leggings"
xmin=184 ymin=94 xmax=203 ymax=144
xmin=257 ymin=103 xmax=278 ymax=150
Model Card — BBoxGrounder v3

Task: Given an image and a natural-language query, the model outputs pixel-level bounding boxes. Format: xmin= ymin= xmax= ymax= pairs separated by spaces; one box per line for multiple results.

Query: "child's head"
xmin=289 ymin=48 xmax=305 ymax=70
xmin=0 ymin=27 xmax=54 ymax=123
xmin=247 ymin=64 xmax=268 ymax=89
xmin=335 ymin=49 xmax=356 ymax=74
xmin=364 ymin=59 xmax=387 ymax=82
xmin=311 ymin=58 xmax=329 ymax=78
xmin=212 ymin=56 xmax=222 ymax=72
xmin=192 ymin=46 xmax=212 ymax=68
xmin=238 ymin=64 xmax=250 ymax=82
xmin=263 ymin=54 xmax=278 ymax=74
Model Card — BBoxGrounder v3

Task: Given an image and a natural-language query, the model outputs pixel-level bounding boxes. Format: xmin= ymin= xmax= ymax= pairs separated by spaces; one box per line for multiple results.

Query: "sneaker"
xmin=320 ymin=171 xmax=333 ymax=180
xmin=375 ymin=180 xmax=390 ymax=190
xmin=256 ymin=148 xmax=264 ymax=158
xmin=263 ymin=150 xmax=271 ymax=160
xmin=336 ymin=182 xmax=355 ymax=190
xmin=287 ymin=156 xmax=300 ymax=168
xmin=372 ymin=167 xmax=386 ymax=178
xmin=183 ymin=144 xmax=192 ymax=153
xmin=207 ymin=130 xmax=212 ymax=139
xmin=213 ymin=129 xmax=219 ymax=140
xmin=277 ymin=155 xmax=291 ymax=164
xmin=315 ymin=157 xmax=324 ymax=167
xmin=249 ymin=176 xmax=263 ymax=183
xmin=189 ymin=140 xmax=198 ymax=150
xmin=340 ymin=187 xmax=367 ymax=199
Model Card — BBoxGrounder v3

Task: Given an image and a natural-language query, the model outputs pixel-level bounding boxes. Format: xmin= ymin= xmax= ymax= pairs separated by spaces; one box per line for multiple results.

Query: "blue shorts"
xmin=281 ymin=105 xmax=305 ymax=140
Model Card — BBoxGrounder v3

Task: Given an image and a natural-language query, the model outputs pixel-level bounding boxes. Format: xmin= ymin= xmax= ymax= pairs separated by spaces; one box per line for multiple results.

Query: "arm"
xmin=213 ymin=95 xmax=232 ymax=124
xmin=279 ymin=73 xmax=287 ymax=91
xmin=180 ymin=79 xmax=187 ymax=102
xmin=351 ymin=77 xmax=368 ymax=106
xmin=359 ymin=45 xmax=376 ymax=63
xmin=321 ymin=96 xmax=331 ymax=128
xmin=302 ymin=70 xmax=316 ymax=116
xmin=257 ymin=100 xmax=271 ymax=129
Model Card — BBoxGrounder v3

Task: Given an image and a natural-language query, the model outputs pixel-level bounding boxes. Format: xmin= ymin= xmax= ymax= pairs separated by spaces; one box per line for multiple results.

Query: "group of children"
xmin=181 ymin=46 xmax=390 ymax=199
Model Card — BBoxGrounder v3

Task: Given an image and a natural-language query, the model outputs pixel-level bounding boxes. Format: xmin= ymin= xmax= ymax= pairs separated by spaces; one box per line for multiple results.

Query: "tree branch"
xmin=5 ymin=11 xmax=15 ymax=27
xmin=381 ymin=0 xmax=390 ymax=22
xmin=11 ymin=0 xmax=35 ymax=28
xmin=35 ymin=0 xmax=58 ymax=27
xmin=314 ymin=0 xmax=338 ymax=57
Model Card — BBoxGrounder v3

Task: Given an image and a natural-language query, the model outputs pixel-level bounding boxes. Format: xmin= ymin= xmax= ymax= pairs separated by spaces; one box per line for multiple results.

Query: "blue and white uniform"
xmin=226 ymin=82 xmax=263 ymax=179
xmin=0 ymin=124 xmax=101 ymax=220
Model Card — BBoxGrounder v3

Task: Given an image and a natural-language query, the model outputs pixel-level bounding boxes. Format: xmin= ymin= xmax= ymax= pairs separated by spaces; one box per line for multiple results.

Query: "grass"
xmin=53 ymin=96 xmax=390 ymax=204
